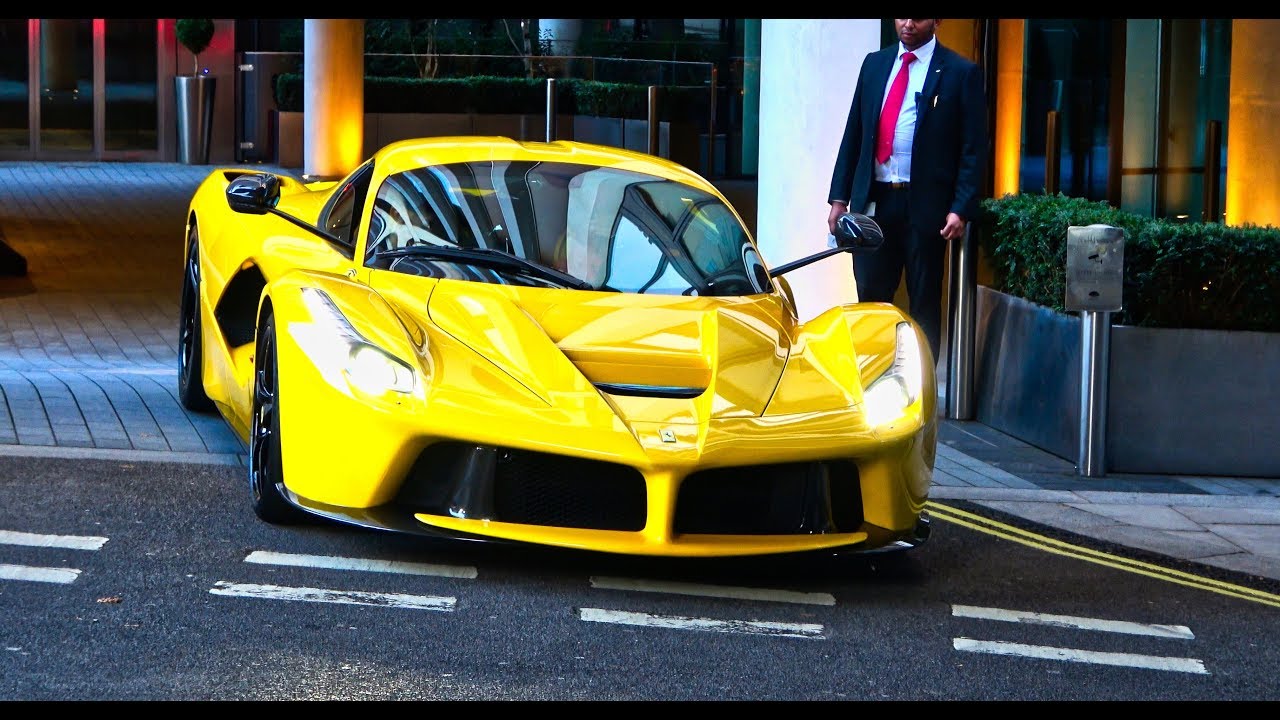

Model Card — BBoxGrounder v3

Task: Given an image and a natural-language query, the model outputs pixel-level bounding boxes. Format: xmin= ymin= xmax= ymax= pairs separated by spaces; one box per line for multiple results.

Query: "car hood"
xmin=371 ymin=274 xmax=869 ymax=424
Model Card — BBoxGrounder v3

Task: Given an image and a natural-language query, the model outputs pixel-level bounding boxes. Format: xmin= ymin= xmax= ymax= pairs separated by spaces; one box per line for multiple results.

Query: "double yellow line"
xmin=925 ymin=500 xmax=1280 ymax=608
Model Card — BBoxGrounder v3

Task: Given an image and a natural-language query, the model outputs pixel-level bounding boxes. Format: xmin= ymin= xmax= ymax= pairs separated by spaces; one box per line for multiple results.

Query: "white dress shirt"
xmin=875 ymin=36 xmax=936 ymax=183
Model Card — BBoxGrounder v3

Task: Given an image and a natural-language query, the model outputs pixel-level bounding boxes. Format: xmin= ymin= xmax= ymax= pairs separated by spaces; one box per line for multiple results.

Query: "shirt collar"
xmin=898 ymin=36 xmax=937 ymax=65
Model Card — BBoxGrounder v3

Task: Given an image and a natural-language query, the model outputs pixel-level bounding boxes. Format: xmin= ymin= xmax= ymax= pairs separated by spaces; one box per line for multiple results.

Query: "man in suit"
xmin=827 ymin=18 xmax=987 ymax=363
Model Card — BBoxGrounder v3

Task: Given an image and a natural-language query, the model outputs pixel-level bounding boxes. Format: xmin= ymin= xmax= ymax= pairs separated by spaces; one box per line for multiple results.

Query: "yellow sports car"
xmin=178 ymin=136 xmax=936 ymax=559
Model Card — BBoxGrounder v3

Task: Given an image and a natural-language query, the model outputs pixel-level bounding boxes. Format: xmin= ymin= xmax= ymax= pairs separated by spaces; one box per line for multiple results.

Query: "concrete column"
xmin=304 ymin=19 xmax=364 ymax=180
xmin=1226 ymin=20 xmax=1280 ymax=227
xmin=758 ymin=19 xmax=881 ymax=322
xmin=993 ymin=20 xmax=1025 ymax=200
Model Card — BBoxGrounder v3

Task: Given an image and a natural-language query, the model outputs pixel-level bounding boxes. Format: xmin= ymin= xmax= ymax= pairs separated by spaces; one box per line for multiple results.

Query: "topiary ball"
xmin=176 ymin=19 xmax=215 ymax=56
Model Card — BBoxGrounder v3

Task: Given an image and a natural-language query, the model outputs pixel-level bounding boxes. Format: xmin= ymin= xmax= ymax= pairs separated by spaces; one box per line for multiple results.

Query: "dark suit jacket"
xmin=828 ymin=42 xmax=987 ymax=234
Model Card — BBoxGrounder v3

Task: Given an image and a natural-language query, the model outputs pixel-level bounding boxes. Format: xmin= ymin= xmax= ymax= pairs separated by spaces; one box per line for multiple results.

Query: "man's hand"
xmin=827 ymin=201 xmax=849 ymax=234
xmin=941 ymin=212 xmax=966 ymax=241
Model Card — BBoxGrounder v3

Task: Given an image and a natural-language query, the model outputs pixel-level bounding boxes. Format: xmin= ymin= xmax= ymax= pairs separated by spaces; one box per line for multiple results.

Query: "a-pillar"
xmin=1226 ymin=20 xmax=1280 ymax=227
xmin=757 ymin=19 xmax=882 ymax=321
xmin=304 ymin=19 xmax=364 ymax=180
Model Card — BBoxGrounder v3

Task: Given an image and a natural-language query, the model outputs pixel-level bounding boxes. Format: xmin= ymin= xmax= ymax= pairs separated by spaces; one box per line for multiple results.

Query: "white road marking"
xmin=244 ymin=550 xmax=478 ymax=579
xmin=579 ymin=607 xmax=825 ymax=639
xmin=209 ymin=581 xmax=456 ymax=611
xmin=0 ymin=563 xmax=82 ymax=584
xmin=952 ymin=604 xmax=1194 ymax=639
xmin=953 ymin=637 xmax=1208 ymax=674
xmin=0 ymin=529 xmax=108 ymax=550
xmin=589 ymin=576 xmax=835 ymax=605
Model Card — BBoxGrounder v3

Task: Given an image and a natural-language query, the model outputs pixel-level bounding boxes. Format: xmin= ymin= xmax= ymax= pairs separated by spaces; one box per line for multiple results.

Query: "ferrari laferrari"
xmin=178 ymin=136 xmax=936 ymax=559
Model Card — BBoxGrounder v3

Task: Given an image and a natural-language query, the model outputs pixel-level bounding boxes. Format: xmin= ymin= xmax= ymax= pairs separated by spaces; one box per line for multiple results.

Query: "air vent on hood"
xmin=594 ymin=383 xmax=705 ymax=399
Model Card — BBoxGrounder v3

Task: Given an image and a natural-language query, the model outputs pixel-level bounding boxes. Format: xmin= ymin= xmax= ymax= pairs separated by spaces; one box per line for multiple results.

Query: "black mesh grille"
xmin=395 ymin=443 xmax=647 ymax=532
xmin=674 ymin=460 xmax=862 ymax=535
xmin=493 ymin=449 xmax=647 ymax=530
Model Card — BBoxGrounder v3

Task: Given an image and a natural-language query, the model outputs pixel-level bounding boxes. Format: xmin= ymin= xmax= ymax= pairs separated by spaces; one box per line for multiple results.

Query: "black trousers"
xmin=853 ymin=182 xmax=947 ymax=361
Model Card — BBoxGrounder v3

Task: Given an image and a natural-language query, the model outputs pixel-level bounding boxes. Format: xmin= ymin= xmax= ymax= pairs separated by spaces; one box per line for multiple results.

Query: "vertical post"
xmin=647 ymin=85 xmax=660 ymax=156
xmin=707 ymin=66 xmax=718 ymax=175
xmin=1203 ymin=119 xmax=1222 ymax=223
xmin=1065 ymin=224 xmax=1124 ymax=478
xmin=945 ymin=223 xmax=977 ymax=419
xmin=1078 ymin=310 xmax=1110 ymax=477
xmin=1044 ymin=110 xmax=1061 ymax=195
xmin=545 ymin=78 xmax=557 ymax=142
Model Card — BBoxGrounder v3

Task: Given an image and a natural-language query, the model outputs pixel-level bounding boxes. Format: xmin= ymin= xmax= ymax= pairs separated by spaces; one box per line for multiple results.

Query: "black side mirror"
xmin=831 ymin=212 xmax=884 ymax=254
xmin=226 ymin=173 xmax=282 ymax=215
xmin=768 ymin=211 xmax=885 ymax=278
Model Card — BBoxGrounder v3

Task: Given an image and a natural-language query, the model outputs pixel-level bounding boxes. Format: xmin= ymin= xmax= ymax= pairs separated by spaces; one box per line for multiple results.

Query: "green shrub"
xmin=175 ymin=19 xmax=215 ymax=75
xmin=175 ymin=19 xmax=215 ymax=56
xmin=978 ymin=192 xmax=1280 ymax=332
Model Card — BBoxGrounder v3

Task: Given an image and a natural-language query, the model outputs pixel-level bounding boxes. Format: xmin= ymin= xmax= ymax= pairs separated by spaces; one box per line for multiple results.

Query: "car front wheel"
xmin=178 ymin=221 xmax=214 ymax=412
xmin=248 ymin=313 xmax=305 ymax=524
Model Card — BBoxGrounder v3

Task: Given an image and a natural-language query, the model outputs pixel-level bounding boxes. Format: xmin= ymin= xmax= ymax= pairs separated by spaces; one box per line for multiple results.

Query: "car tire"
xmin=178 ymin=222 xmax=215 ymax=412
xmin=248 ymin=313 xmax=306 ymax=524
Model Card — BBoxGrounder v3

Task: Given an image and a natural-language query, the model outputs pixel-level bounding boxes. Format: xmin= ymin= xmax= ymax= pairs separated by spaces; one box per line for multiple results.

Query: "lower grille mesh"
xmin=675 ymin=460 xmax=862 ymax=535
xmin=396 ymin=444 xmax=861 ymax=536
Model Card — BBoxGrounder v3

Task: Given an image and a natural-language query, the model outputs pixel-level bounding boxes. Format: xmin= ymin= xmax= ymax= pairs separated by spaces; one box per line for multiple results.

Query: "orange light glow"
xmin=993 ymin=20 xmax=1025 ymax=199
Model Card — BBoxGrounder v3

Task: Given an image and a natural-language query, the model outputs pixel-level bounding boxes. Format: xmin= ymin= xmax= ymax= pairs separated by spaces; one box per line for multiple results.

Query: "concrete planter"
xmin=973 ymin=285 xmax=1280 ymax=478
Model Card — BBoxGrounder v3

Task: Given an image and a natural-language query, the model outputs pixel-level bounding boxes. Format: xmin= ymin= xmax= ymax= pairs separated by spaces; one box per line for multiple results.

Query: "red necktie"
xmin=876 ymin=51 xmax=916 ymax=164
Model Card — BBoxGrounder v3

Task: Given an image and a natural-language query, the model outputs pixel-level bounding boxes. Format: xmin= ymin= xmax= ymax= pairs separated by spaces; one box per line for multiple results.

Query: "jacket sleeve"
xmin=949 ymin=59 xmax=988 ymax=221
xmin=828 ymin=54 xmax=873 ymax=205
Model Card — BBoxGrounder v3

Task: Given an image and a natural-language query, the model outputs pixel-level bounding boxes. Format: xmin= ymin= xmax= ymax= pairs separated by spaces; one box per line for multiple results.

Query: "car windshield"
xmin=364 ymin=160 xmax=772 ymax=296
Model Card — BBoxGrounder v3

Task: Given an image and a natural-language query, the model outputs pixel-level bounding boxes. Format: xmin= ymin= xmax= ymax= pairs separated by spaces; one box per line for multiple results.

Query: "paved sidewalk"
xmin=0 ymin=160 xmax=1276 ymax=588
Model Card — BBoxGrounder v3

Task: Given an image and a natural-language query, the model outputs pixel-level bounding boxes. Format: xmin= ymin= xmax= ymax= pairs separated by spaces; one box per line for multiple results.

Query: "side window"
xmin=325 ymin=183 xmax=357 ymax=243
xmin=319 ymin=162 xmax=373 ymax=254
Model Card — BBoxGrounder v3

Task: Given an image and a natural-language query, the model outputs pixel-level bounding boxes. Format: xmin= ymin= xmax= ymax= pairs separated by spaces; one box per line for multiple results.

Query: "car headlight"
xmin=292 ymin=287 xmax=415 ymax=395
xmin=862 ymin=322 xmax=923 ymax=428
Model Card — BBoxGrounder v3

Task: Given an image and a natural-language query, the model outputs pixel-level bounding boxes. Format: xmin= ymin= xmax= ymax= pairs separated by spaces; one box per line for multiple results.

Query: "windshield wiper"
xmin=377 ymin=245 xmax=593 ymax=290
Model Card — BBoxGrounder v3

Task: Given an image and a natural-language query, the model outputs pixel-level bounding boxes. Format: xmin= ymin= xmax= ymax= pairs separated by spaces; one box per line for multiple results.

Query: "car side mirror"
xmin=831 ymin=212 xmax=884 ymax=254
xmin=768 ymin=211 xmax=886 ymax=278
xmin=226 ymin=173 xmax=282 ymax=215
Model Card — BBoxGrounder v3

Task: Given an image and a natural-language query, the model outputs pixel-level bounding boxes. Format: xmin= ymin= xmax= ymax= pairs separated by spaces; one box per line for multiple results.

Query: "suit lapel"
xmin=868 ymin=47 xmax=896 ymax=123
xmin=917 ymin=47 xmax=947 ymax=125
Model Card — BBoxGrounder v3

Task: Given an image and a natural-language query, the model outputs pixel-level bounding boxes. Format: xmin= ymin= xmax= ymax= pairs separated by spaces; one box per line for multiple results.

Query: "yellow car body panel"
xmin=180 ymin=136 xmax=936 ymax=559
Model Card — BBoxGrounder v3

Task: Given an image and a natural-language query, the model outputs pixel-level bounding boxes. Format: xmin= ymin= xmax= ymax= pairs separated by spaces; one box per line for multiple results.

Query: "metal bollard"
xmin=1065 ymin=224 xmax=1125 ymax=477
xmin=647 ymin=85 xmax=660 ymax=156
xmin=545 ymin=78 xmax=557 ymax=142
xmin=1078 ymin=310 xmax=1110 ymax=476
xmin=1045 ymin=110 xmax=1061 ymax=195
xmin=945 ymin=223 xmax=977 ymax=420
xmin=1203 ymin=119 xmax=1222 ymax=223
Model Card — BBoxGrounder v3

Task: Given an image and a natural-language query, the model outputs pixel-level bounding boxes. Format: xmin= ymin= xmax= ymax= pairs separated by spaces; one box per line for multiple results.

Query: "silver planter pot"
xmin=175 ymin=75 xmax=216 ymax=164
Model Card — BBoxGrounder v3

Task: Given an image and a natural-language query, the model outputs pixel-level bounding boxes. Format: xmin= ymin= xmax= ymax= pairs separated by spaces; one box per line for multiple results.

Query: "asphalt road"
xmin=0 ymin=454 xmax=1277 ymax=701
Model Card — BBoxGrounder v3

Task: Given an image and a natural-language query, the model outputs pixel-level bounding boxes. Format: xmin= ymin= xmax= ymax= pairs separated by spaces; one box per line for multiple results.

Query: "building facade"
xmin=0 ymin=18 xmax=1274 ymax=231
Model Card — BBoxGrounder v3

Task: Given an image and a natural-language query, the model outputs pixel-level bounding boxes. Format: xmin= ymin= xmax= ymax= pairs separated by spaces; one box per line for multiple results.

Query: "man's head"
xmin=895 ymin=19 xmax=939 ymax=51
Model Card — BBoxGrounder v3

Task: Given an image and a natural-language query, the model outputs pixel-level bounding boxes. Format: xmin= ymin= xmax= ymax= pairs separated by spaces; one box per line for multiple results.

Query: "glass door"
xmin=0 ymin=20 xmax=30 ymax=153
xmin=38 ymin=18 xmax=94 ymax=156
xmin=1118 ymin=19 xmax=1231 ymax=221
xmin=0 ymin=19 xmax=162 ymax=160
xmin=103 ymin=19 xmax=160 ymax=158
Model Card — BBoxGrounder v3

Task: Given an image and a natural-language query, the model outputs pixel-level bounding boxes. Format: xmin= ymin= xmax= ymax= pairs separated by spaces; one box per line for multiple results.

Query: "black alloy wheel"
xmin=178 ymin=222 xmax=215 ymax=411
xmin=248 ymin=314 xmax=304 ymax=524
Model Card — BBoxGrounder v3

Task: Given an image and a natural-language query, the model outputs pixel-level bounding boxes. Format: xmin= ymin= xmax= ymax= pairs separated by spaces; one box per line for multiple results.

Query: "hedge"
xmin=978 ymin=192 xmax=1280 ymax=332
xmin=273 ymin=74 xmax=707 ymax=123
